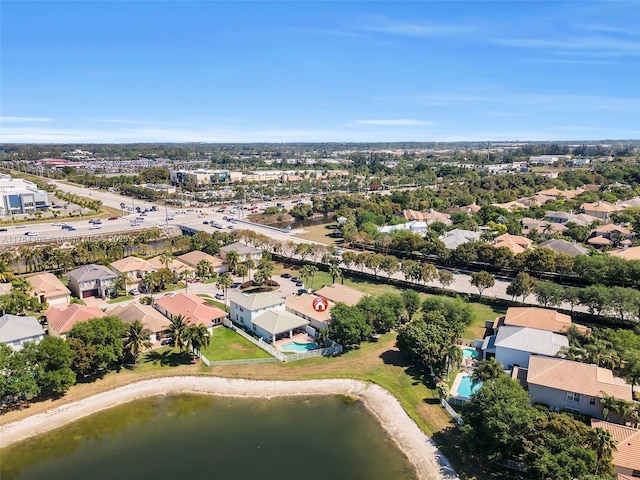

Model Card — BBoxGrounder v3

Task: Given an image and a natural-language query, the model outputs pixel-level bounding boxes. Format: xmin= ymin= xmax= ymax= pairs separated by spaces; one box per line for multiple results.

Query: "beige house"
xmin=610 ymin=246 xmax=640 ymax=261
xmin=107 ymin=303 xmax=170 ymax=342
xmin=590 ymin=420 xmax=640 ymax=478
xmin=177 ymin=250 xmax=226 ymax=274
xmin=219 ymin=242 xmax=263 ymax=263
xmin=110 ymin=256 xmax=156 ymax=279
xmin=27 ymin=272 xmax=71 ymax=306
xmin=147 ymin=255 xmax=195 ymax=279
xmin=493 ymin=233 xmax=533 ymax=255
xmin=580 ymin=201 xmax=623 ymax=222
xmin=286 ymin=294 xmax=332 ymax=331
xmin=315 ymin=283 xmax=367 ymax=307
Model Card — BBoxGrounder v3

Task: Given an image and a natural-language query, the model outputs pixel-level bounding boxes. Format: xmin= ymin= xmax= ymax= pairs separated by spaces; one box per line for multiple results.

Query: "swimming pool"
xmin=280 ymin=341 xmax=318 ymax=352
xmin=455 ymin=374 xmax=482 ymax=398
xmin=461 ymin=347 xmax=479 ymax=360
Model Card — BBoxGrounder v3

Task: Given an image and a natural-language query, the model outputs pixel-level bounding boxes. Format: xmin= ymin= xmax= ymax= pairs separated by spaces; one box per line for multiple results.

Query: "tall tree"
xmin=124 ymin=320 xmax=152 ymax=364
xmin=470 ymin=271 xmax=495 ymax=295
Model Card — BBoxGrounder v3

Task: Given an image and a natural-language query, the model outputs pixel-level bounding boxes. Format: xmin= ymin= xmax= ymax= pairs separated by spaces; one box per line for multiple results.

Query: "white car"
xmin=24 ymin=231 xmax=38 ymax=236
xmin=89 ymin=225 xmax=102 ymax=230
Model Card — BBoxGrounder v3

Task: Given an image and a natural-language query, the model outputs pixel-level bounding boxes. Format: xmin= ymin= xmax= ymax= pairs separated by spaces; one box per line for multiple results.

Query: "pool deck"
xmin=450 ymin=372 xmax=466 ymax=398
xmin=275 ymin=332 xmax=315 ymax=352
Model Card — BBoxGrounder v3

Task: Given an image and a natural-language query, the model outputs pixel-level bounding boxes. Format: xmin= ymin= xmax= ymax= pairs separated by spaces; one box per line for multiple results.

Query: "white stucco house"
xmin=228 ymin=292 xmax=285 ymax=329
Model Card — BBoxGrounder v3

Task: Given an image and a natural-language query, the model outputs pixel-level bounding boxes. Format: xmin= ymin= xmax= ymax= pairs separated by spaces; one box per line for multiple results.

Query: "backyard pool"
xmin=461 ymin=347 xmax=479 ymax=360
xmin=280 ymin=341 xmax=318 ymax=352
xmin=454 ymin=374 xmax=483 ymax=399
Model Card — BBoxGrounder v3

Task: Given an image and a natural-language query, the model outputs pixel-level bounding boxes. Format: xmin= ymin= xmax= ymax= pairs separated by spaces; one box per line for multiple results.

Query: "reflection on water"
xmin=1 ymin=394 xmax=417 ymax=480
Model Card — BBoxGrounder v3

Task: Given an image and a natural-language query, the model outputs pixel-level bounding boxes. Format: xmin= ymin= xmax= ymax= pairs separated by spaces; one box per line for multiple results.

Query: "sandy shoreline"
xmin=0 ymin=376 xmax=459 ymax=480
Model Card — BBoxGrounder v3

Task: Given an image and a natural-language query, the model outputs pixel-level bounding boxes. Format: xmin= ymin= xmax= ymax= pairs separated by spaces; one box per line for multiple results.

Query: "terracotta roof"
xmin=610 ymin=246 xmax=640 ymax=260
xmin=110 ymin=256 xmax=156 ymax=274
xmin=581 ymin=201 xmax=622 ymax=213
xmin=591 ymin=420 xmax=640 ymax=472
xmin=154 ymin=293 xmax=227 ymax=327
xmin=45 ymin=304 xmax=106 ymax=335
xmin=27 ymin=272 xmax=71 ymax=298
xmin=107 ymin=303 xmax=170 ymax=334
xmin=527 ymin=356 xmax=633 ymax=401
xmin=498 ymin=307 xmax=587 ymax=334
xmin=147 ymin=256 xmax=195 ymax=274
xmin=177 ymin=250 xmax=224 ymax=269
xmin=403 ymin=209 xmax=452 ymax=224
xmin=285 ymin=294 xmax=332 ymax=325
xmin=315 ymin=283 xmax=367 ymax=307
xmin=491 ymin=201 xmax=528 ymax=212
xmin=591 ymin=224 xmax=633 ymax=235
xmin=495 ymin=233 xmax=532 ymax=248
xmin=588 ymin=236 xmax=614 ymax=246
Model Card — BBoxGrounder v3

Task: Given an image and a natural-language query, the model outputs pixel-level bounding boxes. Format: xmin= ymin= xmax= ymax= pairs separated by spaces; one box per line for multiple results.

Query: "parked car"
xmin=297 ymin=288 xmax=308 ymax=295
xmin=108 ymin=216 xmax=119 ymax=220
xmin=24 ymin=231 xmax=38 ymax=236
xmin=67 ymin=226 xmax=76 ymax=231
xmin=129 ymin=288 xmax=140 ymax=295
xmin=89 ymin=225 xmax=102 ymax=230
xmin=89 ymin=219 xmax=102 ymax=224
xmin=203 ymin=221 xmax=209 ymax=224
xmin=281 ymin=273 xmax=291 ymax=278
xmin=231 ymin=282 xmax=241 ymax=288
xmin=214 ymin=292 xmax=225 ymax=300
xmin=290 ymin=276 xmax=300 ymax=282
xmin=295 ymin=281 xmax=304 ymax=287
xmin=227 ymin=225 xmax=234 ymax=229
xmin=0 ymin=228 xmax=7 ymax=232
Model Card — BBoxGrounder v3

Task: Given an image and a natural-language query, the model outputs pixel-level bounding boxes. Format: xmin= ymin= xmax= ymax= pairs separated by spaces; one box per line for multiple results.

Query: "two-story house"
xmin=67 ymin=264 xmax=118 ymax=299
xmin=228 ymin=292 xmax=285 ymax=328
xmin=219 ymin=242 xmax=263 ymax=263
xmin=0 ymin=314 xmax=46 ymax=350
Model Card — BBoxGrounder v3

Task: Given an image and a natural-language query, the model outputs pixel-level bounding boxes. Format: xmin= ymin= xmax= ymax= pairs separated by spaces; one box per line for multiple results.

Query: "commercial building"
xmin=0 ymin=175 xmax=50 ymax=216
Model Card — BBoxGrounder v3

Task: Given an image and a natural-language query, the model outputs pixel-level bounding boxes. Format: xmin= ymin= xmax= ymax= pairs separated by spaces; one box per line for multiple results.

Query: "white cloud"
xmin=0 ymin=116 xmax=53 ymax=123
xmin=354 ymin=119 xmax=432 ymax=126
xmin=356 ymin=16 xmax=476 ymax=38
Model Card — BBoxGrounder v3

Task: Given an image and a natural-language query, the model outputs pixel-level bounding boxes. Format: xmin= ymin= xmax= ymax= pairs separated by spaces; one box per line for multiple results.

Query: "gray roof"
xmin=229 ymin=292 xmax=285 ymax=311
xmin=495 ymin=325 xmax=568 ymax=356
xmin=220 ymin=242 xmax=261 ymax=255
xmin=251 ymin=310 xmax=309 ymax=335
xmin=0 ymin=314 xmax=45 ymax=344
xmin=68 ymin=264 xmax=117 ymax=282
xmin=539 ymin=239 xmax=589 ymax=257
xmin=440 ymin=229 xmax=481 ymax=249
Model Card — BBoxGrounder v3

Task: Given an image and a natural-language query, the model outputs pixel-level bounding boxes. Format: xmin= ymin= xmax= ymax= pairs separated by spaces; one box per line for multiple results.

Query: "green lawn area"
xmin=196 ymin=294 xmax=226 ymax=310
xmin=199 ymin=327 xmax=273 ymax=361
xmin=464 ymin=302 xmax=506 ymax=341
xmin=107 ymin=294 xmax=134 ymax=304
xmin=292 ymin=223 xmax=343 ymax=246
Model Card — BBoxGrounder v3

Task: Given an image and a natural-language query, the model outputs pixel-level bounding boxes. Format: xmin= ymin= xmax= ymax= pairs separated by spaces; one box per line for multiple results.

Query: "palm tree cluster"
xmin=167 ymin=315 xmax=211 ymax=359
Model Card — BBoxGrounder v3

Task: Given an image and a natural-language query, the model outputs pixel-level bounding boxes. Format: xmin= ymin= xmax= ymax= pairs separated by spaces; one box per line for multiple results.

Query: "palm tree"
xmin=186 ymin=324 xmax=210 ymax=358
xmin=196 ymin=259 xmax=212 ymax=280
xmin=299 ymin=265 xmax=312 ymax=287
xmin=225 ymin=250 xmax=240 ymax=274
xmin=245 ymin=259 xmax=255 ymax=279
xmin=159 ymin=252 xmax=174 ymax=269
xmin=235 ymin=263 xmax=249 ymax=282
xmin=168 ymin=314 xmax=189 ymax=353
xmin=142 ymin=270 xmax=161 ymax=293
xmin=10 ymin=277 xmax=31 ymax=295
xmin=471 ymin=358 xmax=504 ymax=386
xmin=124 ymin=320 xmax=152 ymax=364
xmin=587 ymin=427 xmax=617 ymax=475
xmin=114 ymin=273 xmax=130 ymax=296
xmin=216 ymin=273 xmax=233 ymax=308
xmin=445 ymin=345 xmax=463 ymax=380
xmin=329 ymin=264 xmax=341 ymax=284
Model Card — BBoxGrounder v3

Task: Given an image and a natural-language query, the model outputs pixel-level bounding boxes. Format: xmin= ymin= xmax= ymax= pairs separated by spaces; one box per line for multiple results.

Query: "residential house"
xmin=67 ymin=264 xmax=118 ymax=299
xmin=286 ymin=294 xmax=332 ymax=331
xmin=378 ymin=221 xmax=427 ymax=236
xmin=491 ymin=200 xmax=528 ymax=212
xmin=520 ymin=218 xmax=566 ymax=237
xmin=544 ymin=210 xmax=600 ymax=226
xmin=491 ymin=307 xmax=588 ymax=335
xmin=219 ymin=242 xmax=263 ymax=263
xmin=154 ymin=293 xmax=227 ymax=331
xmin=589 ymin=224 xmax=635 ymax=247
xmin=177 ymin=250 xmax=227 ymax=274
xmin=147 ymin=255 xmax=195 ymax=280
xmin=493 ymin=233 xmax=532 ymax=255
xmin=45 ymin=304 xmax=106 ymax=337
xmin=616 ymin=196 xmax=640 ymax=209
xmin=590 ymin=420 xmax=640 ymax=478
xmin=538 ymin=239 xmax=589 ymax=257
xmin=610 ymin=246 xmax=640 ymax=261
xmin=0 ymin=314 xmax=46 ymax=350
xmin=315 ymin=283 xmax=367 ymax=307
xmin=581 ymin=201 xmax=623 ymax=222
xmin=527 ymin=356 xmax=633 ymax=419
xmin=447 ymin=204 xmax=482 ymax=215
xmin=228 ymin=292 xmax=285 ymax=329
xmin=251 ymin=309 xmax=310 ymax=344
xmin=440 ymin=229 xmax=481 ymax=250
xmin=110 ymin=256 xmax=156 ymax=280
xmin=27 ymin=272 xmax=71 ymax=306
xmin=529 ymin=155 xmax=561 ymax=166
xmin=107 ymin=303 xmax=170 ymax=343
xmin=403 ymin=209 xmax=452 ymax=225
xmin=482 ymin=325 xmax=568 ymax=369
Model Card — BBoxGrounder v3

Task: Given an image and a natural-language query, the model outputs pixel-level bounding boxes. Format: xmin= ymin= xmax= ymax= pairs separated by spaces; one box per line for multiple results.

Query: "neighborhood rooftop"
xmin=314 ymin=283 xmax=367 ymax=307
xmin=228 ymin=291 xmax=285 ymax=311
xmin=493 ymin=325 xmax=569 ymax=357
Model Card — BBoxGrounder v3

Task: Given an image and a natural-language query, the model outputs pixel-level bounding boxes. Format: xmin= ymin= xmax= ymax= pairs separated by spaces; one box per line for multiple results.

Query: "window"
xmin=566 ymin=392 xmax=580 ymax=402
xmin=589 ymin=396 xmax=596 ymax=406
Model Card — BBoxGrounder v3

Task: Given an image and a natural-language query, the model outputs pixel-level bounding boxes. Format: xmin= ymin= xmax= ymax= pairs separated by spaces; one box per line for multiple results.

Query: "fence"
xmin=200 ymin=355 xmax=278 ymax=367
xmin=281 ymin=343 xmax=343 ymax=362
xmin=222 ymin=318 xmax=287 ymax=361
xmin=441 ymin=398 xmax=464 ymax=425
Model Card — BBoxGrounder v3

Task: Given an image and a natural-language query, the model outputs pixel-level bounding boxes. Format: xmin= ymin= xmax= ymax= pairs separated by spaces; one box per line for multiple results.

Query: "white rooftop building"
xmin=0 ymin=175 xmax=50 ymax=216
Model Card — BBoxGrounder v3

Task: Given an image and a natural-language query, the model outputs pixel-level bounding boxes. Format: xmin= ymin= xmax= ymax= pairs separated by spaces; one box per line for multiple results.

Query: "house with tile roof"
xmin=45 ymin=304 xmax=106 ymax=337
xmin=250 ymin=310 xmax=309 ymax=344
xmin=0 ymin=314 xmax=45 ymax=350
xmin=154 ymin=293 xmax=227 ymax=330
xmin=492 ymin=233 xmax=533 ymax=255
xmin=610 ymin=246 xmax=640 ymax=261
xmin=492 ymin=307 xmax=588 ymax=335
xmin=107 ymin=303 xmax=170 ymax=342
xmin=228 ymin=292 xmax=285 ymax=328
xmin=315 ymin=283 xmax=367 ymax=307
xmin=67 ymin=264 xmax=118 ymax=299
xmin=520 ymin=218 xmax=566 ymax=238
xmin=403 ymin=209 xmax=452 ymax=225
xmin=527 ymin=356 xmax=633 ymax=419
xmin=27 ymin=272 xmax=71 ymax=306
xmin=177 ymin=250 xmax=226 ymax=274
xmin=285 ymin=294 xmax=332 ymax=331
xmin=219 ymin=242 xmax=262 ymax=263
xmin=440 ymin=229 xmax=481 ymax=250
xmin=110 ymin=256 xmax=156 ymax=279
xmin=147 ymin=255 xmax=195 ymax=280
xmin=581 ymin=201 xmax=623 ymax=222
xmin=538 ymin=238 xmax=589 ymax=257
xmin=590 ymin=420 xmax=640 ymax=478
xmin=544 ymin=210 xmax=600 ymax=226
xmin=482 ymin=325 xmax=568 ymax=369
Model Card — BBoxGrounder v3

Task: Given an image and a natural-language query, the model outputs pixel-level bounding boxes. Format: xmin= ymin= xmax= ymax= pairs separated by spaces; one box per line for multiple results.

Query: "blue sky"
xmin=1 ymin=1 xmax=639 ymax=143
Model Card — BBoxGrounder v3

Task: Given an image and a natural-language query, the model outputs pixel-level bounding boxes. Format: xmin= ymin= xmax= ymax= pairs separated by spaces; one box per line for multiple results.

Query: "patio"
xmin=274 ymin=331 xmax=316 ymax=352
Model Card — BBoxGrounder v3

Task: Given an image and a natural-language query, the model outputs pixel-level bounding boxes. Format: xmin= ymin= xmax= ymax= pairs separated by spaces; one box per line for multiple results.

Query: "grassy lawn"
xmin=292 ymin=223 xmax=343 ymax=246
xmin=199 ymin=327 xmax=273 ymax=361
xmin=464 ymin=302 xmax=506 ymax=341
xmin=107 ymin=295 xmax=134 ymax=304
xmin=196 ymin=294 xmax=227 ymax=310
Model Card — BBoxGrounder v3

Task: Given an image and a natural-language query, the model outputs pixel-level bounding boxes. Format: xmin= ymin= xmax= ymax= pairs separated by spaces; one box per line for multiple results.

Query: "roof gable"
xmin=44 ymin=304 xmax=106 ymax=335
xmin=228 ymin=292 xmax=285 ymax=311
xmin=495 ymin=325 xmax=568 ymax=355
xmin=0 ymin=314 xmax=45 ymax=343
xmin=68 ymin=264 xmax=117 ymax=283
